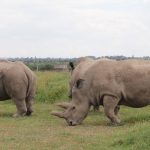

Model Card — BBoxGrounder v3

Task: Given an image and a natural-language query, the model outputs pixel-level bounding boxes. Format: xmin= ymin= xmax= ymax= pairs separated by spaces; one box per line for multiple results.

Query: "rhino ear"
xmin=75 ymin=79 xmax=84 ymax=89
xmin=69 ymin=62 xmax=75 ymax=71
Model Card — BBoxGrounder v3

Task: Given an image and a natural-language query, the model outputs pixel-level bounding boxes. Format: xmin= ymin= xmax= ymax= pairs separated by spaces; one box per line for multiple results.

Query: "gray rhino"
xmin=0 ymin=60 xmax=36 ymax=117
xmin=52 ymin=59 xmax=150 ymax=126
xmin=69 ymin=57 xmax=101 ymax=111
xmin=69 ymin=57 xmax=114 ymax=111
xmin=68 ymin=57 xmax=94 ymax=96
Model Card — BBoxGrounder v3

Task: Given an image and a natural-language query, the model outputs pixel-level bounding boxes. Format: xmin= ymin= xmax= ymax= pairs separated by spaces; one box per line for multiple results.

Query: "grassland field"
xmin=0 ymin=71 xmax=149 ymax=150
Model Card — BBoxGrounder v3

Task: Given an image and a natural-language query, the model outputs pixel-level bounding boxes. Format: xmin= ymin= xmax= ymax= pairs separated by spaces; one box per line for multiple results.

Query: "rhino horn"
xmin=51 ymin=111 xmax=65 ymax=118
xmin=56 ymin=102 xmax=71 ymax=109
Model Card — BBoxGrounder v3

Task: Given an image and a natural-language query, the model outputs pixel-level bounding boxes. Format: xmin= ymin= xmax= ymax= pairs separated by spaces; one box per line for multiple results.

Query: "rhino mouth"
xmin=66 ymin=114 xmax=88 ymax=126
xmin=66 ymin=119 xmax=81 ymax=126
xmin=68 ymin=121 xmax=78 ymax=126
xmin=51 ymin=102 xmax=88 ymax=126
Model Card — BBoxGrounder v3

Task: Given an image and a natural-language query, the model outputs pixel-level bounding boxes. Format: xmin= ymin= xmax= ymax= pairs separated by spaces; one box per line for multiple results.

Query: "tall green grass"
xmin=35 ymin=71 xmax=70 ymax=103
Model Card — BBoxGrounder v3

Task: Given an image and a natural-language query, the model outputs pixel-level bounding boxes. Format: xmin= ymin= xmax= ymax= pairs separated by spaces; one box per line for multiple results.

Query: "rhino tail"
xmin=24 ymin=68 xmax=36 ymax=99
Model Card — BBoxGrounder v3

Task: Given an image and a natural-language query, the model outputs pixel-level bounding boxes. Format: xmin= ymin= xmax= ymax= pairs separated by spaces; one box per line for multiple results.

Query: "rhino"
xmin=0 ymin=60 xmax=36 ymax=117
xmin=69 ymin=57 xmax=100 ymax=111
xmin=52 ymin=59 xmax=150 ymax=126
xmin=69 ymin=57 xmax=95 ymax=97
xmin=69 ymin=57 xmax=113 ymax=111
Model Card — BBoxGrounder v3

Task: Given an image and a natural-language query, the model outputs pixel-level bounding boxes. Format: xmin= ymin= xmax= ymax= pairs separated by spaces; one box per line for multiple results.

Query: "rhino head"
xmin=52 ymin=79 xmax=90 ymax=126
xmin=68 ymin=57 xmax=94 ymax=98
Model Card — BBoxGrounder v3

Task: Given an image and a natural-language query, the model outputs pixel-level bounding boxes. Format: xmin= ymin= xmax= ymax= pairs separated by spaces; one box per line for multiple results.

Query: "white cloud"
xmin=0 ymin=0 xmax=150 ymax=57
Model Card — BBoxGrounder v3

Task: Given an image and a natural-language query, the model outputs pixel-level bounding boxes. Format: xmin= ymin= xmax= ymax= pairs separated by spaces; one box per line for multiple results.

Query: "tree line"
xmin=7 ymin=56 xmax=150 ymax=71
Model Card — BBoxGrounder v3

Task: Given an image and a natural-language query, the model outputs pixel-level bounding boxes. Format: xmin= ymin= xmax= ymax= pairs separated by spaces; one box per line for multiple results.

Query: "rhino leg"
xmin=103 ymin=96 xmax=121 ymax=125
xmin=13 ymin=98 xmax=27 ymax=117
xmin=114 ymin=105 xmax=120 ymax=116
xmin=25 ymin=97 xmax=33 ymax=116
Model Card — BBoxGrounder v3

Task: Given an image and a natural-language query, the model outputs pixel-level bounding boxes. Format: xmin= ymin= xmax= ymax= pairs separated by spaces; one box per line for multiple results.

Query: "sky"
xmin=0 ymin=0 xmax=150 ymax=58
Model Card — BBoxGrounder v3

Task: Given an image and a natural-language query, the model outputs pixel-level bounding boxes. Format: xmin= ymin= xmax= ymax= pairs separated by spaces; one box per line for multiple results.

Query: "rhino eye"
xmin=72 ymin=106 xmax=75 ymax=110
xmin=76 ymin=79 xmax=84 ymax=89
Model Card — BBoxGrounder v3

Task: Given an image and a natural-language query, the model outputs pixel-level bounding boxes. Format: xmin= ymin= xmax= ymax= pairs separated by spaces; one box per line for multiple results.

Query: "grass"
xmin=35 ymin=71 xmax=70 ymax=103
xmin=0 ymin=71 xmax=149 ymax=150
xmin=0 ymin=101 xmax=149 ymax=150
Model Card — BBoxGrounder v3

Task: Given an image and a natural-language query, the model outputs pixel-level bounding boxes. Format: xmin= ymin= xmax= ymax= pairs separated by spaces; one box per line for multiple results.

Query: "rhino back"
xmin=119 ymin=61 xmax=150 ymax=107
xmin=0 ymin=61 xmax=36 ymax=100
xmin=81 ymin=60 xmax=150 ymax=107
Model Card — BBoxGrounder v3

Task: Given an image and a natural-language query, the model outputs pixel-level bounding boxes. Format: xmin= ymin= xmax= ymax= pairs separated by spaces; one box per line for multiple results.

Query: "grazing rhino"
xmin=69 ymin=57 xmax=112 ymax=111
xmin=52 ymin=59 xmax=150 ymax=126
xmin=69 ymin=57 xmax=100 ymax=111
xmin=68 ymin=58 xmax=94 ymax=94
xmin=0 ymin=60 xmax=36 ymax=117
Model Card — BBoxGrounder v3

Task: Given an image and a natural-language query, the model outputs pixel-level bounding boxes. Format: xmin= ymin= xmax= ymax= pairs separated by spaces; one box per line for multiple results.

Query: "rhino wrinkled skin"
xmin=0 ymin=60 xmax=36 ymax=117
xmin=52 ymin=58 xmax=150 ymax=126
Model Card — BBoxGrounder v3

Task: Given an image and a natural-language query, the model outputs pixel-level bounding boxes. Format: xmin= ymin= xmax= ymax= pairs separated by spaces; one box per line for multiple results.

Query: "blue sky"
xmin=0 ymin=0 xmax=150 ymax=58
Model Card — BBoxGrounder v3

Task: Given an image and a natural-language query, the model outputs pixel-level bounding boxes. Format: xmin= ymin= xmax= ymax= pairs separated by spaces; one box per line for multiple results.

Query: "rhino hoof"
xmin=26 ymin=111 xmax=32 ymax=116
xmin=13 ymin=112 xmax=26 ymax=118
xmin=107 ymin=121 xmax=124 ymax=127
xmin=13 ymin=113 xmax=21 ymax=118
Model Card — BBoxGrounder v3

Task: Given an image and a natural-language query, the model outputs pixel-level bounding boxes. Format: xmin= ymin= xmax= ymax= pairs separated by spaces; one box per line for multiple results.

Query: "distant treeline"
xmin=8 ymin=57 xmax=74 ymax=71
xmin=7 ymin=56 xmax=150 ymax=71
xmin=8 ymin=55 xmax=150 ymax=62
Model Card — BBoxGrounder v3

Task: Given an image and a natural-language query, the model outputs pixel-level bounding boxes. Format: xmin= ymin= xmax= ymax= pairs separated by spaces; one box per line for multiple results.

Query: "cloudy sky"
xmin=0 ymin=0 xmax=150 ymax=58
